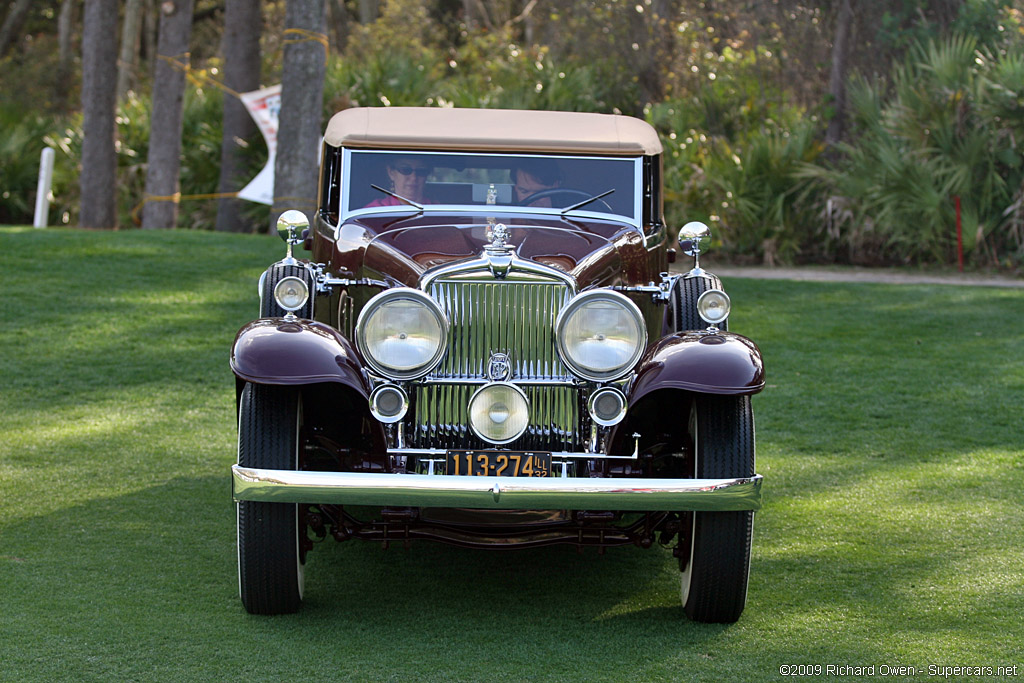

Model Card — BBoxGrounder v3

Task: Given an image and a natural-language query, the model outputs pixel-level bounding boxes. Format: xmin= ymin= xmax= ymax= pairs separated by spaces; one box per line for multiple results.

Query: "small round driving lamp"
xmin=696 ymin=289 xmax=730 ymax=327
xmin=273 ymin=276 xmax=309 ymax=312
xmin=369 ymin=384 xmax=409 ymax=423
xmin=356 ymin=288 xmax=448 ymax=380
xmin=588 ymin=387 xmax=627 ymax=426
xmin=468 ymin=382 xmax=530 ymax=444
xmin=555 ymin=290 xmax=647 ymax=382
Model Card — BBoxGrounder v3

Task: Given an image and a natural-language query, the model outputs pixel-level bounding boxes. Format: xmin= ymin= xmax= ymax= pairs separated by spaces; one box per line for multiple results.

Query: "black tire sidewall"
xmin=236 ymin=383 xmax=304 ymax=614
xmin=682 ymin=395 xmax=755 ymax=623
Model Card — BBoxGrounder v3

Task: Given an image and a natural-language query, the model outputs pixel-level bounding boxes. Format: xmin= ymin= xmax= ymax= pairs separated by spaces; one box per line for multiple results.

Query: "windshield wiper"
xmin=370 ymin=184 xmax=424 ymax=210
xmin=561 ymin=189 xmax=615 ymax=215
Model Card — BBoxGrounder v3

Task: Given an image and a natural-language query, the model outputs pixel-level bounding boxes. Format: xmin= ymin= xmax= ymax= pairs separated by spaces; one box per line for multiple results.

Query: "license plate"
xmin=446 ymin=450 xmax=551 ymax=477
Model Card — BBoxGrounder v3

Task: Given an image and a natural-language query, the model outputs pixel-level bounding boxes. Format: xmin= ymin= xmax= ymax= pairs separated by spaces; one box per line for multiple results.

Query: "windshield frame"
xmin=339 ymin=149 xmax=643 ymax=227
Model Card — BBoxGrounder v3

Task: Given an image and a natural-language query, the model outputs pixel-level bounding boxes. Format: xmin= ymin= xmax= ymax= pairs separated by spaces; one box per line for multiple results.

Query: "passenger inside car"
xmin=365 ymin=156 xmax=436 ymax=207
xmin=511 ymin=159 xmax=563 ymax=206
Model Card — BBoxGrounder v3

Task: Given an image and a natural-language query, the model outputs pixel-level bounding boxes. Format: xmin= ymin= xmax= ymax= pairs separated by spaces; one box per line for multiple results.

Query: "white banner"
xmin=237 ymin=84 xmax=281 ymax=205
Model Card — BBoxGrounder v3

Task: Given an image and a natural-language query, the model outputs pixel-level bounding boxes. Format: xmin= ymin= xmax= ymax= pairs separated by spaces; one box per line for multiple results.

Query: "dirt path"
xmin=670 ymin=264 xmax=1024 ymax=288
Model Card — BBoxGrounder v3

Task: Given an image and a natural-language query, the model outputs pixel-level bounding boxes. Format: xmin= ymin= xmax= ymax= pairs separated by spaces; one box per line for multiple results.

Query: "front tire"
xmin=680 ymin=395 xmax=754 ymax=623
xmin=237 ymin=383 xmax=305 ymax=614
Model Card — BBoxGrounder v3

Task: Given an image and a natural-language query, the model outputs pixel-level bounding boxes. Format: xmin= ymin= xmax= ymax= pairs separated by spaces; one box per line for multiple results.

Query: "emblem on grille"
xmin=487 ymin=352 xmax=512 ymax=381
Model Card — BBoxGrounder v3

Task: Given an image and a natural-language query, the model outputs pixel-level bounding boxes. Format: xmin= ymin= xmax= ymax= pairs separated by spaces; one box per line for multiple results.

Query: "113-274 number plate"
xmin=446 ymin=450 xmax=551 ymax=477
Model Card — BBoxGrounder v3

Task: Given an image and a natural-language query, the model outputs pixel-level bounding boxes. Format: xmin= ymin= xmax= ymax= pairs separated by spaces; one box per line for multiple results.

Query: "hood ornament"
xmin=484 ymin=222 xmax=514 ymax=278
xmin=487 ymin=223 xmax=511 ymax=249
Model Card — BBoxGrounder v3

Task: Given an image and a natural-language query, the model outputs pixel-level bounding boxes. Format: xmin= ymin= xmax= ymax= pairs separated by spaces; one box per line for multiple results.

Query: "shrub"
xmin=804 ymin=34 xmax=1024 ymax=268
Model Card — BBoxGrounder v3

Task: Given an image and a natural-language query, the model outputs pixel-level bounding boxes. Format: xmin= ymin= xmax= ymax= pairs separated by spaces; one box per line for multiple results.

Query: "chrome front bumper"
xmin=231 ymin=466 xmax=763 ymax=512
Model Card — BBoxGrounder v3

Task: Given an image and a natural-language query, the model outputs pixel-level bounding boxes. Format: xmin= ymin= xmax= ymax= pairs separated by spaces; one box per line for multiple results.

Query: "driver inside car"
xmin=512 ymin=160 xmax=563 ymax=206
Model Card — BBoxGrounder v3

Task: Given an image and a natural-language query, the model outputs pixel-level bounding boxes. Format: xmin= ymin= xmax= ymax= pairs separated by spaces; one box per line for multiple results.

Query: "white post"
xmin=33 ymin=147 xmax=56 ymax=228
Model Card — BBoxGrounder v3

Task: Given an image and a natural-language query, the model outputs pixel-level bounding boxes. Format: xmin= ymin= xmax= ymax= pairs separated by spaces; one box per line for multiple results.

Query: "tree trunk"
xmin=215 ymin=0 xmax=262 ymax=232
xmin=270 ymin=0 xmax=326 ymax=232
xmin=55 ymin=0 xmax=76 ymax=110
xmin=117 ymin=0 xmax=145 ymax=99
xmin=79 ymin=0 xmax=119 ymax=229
xmin=0 ymin=0 xmax=31 ymax=58
xmin=143 ymin=0 xmax=159 ymax=71
xmin=358 ymin=0 xmax=377 ymax=24
xmin=826 ymin=0 xmax=854 ymax=146
xmin=326 ymin=0 xmax=349 ymax=54
xmin=142 ymin=0 xmax=195 ymax=229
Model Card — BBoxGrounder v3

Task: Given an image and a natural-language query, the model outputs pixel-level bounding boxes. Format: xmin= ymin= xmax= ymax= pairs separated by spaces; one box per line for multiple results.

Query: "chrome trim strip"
xmin=420 ymin=377 xmax=578 ymax=386
xmin=232 ymin=466 xmax=763 ymax=512
xmin=421 ymin=248 xmax=577 ymax=292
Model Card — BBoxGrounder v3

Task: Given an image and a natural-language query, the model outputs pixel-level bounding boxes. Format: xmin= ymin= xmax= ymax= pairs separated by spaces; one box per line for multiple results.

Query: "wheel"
xmin=679 ymin=395 xmax=754 ymax=623
xmin=515 ymin=188 xmax=614 ymax=213
xmin=671 ymin=273 xmax=727 ymax=332
xmin=237 ymin=383 xmax=305 ymax=614
xmin=260 ymin=263 xmax=315 ymax=318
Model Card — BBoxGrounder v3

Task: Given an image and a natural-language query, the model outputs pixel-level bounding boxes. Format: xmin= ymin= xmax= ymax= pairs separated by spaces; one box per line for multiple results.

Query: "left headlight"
xmin=356 ymin=288 xmax=448 ymax=380
xmin=555 ymin=289 xmax=647 ymax=382
xmin=274 ymin=276 xmax=309 ymax=312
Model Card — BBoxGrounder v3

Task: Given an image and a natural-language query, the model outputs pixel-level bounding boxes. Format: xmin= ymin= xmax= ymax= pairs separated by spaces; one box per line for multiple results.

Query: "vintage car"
xmin=230 ymin=107 xmax=764 ymax=622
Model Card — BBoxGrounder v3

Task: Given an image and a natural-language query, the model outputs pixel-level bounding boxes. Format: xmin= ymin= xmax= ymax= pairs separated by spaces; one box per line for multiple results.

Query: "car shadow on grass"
xmin=1 ymin=475 xmax=751 ymax=681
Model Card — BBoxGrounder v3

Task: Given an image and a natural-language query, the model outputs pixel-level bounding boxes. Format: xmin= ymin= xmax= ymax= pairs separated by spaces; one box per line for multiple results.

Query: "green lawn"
xmin=1 ymin=227 xmax=1021 ymax=682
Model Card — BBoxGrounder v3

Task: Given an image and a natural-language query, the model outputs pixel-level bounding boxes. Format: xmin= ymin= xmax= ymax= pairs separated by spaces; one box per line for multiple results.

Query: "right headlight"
xmin=356 ymin=288 xmax=448 ymax=380
xmin=555 ymin=289 xmax=647 ymax=381
xmin=696 ymin=289 xmax=730 ymax=326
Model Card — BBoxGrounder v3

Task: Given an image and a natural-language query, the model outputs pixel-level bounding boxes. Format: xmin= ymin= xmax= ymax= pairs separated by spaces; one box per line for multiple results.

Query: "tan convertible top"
xmin=324 ymin=107 xmax=663 ymax=156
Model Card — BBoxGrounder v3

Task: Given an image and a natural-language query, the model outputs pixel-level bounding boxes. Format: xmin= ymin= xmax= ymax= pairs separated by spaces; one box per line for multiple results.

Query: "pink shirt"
xmin=365 ymin=196 xmax=435 ymax=207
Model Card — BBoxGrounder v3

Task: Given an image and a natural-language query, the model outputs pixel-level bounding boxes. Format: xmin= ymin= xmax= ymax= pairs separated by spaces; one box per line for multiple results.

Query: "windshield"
xmin=342 ymin=150 xmax=640 ymax=223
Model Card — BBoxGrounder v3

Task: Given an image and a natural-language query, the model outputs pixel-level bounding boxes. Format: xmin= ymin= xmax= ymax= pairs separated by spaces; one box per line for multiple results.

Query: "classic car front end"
xmin=231 ymin=107 xmax=764 ymax=622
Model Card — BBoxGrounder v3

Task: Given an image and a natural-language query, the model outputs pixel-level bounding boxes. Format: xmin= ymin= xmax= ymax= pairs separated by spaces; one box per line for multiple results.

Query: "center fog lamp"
xmin=468 ymin=382 xmax=530 ymax=444
xmin=555 ymin=290 xmax=647 ymax=381
xmin=356 ymin=288 xmax=448 ymax=380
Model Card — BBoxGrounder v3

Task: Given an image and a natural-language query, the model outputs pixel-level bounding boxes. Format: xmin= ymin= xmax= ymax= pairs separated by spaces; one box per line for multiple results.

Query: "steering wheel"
xmin=516 ymin=188 xmax=614 ymax=213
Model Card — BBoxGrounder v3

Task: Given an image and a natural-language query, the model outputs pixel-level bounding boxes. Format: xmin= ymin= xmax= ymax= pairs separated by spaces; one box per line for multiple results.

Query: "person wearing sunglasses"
xmin=511 ymin=159 xmax=563 ymax=207
xmin=365 ymin=157 xmax=435 ymax=207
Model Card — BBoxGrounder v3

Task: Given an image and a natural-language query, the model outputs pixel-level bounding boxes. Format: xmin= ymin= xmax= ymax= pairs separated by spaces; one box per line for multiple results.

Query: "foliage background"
xmin=2 ymin=0 xmax=1024 ymax=270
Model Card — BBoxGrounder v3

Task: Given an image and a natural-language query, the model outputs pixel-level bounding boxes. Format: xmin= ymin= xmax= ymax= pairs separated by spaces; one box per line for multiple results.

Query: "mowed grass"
xmin=0 ymin=226 xmax=1022 ymax=682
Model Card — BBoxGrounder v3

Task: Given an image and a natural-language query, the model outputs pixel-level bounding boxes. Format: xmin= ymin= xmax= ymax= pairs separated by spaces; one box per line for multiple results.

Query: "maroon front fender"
xmin=230 ymin=319 xmax=369 ymax=397
xmin=629 ymin=331 xmax=765 ymax=402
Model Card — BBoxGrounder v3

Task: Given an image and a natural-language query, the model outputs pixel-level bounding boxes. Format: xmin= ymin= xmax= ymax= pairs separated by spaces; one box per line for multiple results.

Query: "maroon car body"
xmin=231 ymin=107 xmax=764 ymax=622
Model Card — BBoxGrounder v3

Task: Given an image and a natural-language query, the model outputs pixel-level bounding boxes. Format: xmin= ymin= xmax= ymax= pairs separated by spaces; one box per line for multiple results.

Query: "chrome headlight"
xmin=274 ymin=276 xmax=309 ymax=312
xmin=696 ymin=289 xmax=730 ymax=326
xmin=356 ymin=288 xmax=448 ymax=380
xmin=555 ymin=289 xmax=647 ymax=381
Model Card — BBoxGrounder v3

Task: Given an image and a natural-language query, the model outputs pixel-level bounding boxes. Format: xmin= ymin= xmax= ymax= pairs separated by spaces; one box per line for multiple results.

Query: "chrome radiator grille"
xmin=409 ymin=383 xmax=585 ymax=452
xmin=406 ymin=277 xmax=585 ymax=451
xmin=426 ymin=279 xmax=573 ymax=380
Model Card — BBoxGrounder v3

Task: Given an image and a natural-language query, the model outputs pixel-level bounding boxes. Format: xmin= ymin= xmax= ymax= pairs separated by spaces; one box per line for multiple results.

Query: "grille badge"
xmin=487 ymin=352 xmax=512 ymax=381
